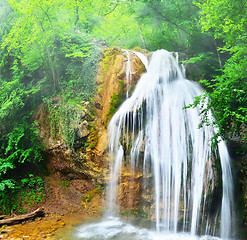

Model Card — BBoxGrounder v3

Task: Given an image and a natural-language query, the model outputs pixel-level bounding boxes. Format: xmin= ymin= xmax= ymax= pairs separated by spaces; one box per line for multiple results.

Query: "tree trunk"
xmin=138 ymin=24 xmax=147 ymax=49
xmin=0 ymin=208 xmax=44 ymax=226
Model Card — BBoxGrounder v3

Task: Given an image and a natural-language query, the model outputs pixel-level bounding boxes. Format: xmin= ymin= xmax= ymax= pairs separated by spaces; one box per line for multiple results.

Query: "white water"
xmin=73 ymin=217 xmax=223 ymax=240
xmin=74 ymin=50 xmax=234 ymax=240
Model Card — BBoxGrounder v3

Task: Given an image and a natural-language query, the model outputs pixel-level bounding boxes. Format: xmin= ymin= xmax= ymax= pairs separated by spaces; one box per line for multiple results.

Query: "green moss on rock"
xmin=106 ymin=79 xmax=125 ymax=124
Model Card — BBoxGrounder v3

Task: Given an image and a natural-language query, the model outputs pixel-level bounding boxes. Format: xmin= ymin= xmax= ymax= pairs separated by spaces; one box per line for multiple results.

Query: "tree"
xmin=0 ymin=0 xmax=100 ymax=213
xmin=194 ymin=0 xmax=247 ymax=141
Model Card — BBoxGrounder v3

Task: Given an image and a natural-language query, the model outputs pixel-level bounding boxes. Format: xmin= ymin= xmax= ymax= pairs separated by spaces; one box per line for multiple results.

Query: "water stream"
xmin=73 ymin=50 xmax=234 ymax=240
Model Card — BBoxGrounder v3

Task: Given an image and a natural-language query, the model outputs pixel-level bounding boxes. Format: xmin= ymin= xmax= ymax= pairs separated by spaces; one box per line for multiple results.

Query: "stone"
xmin=77 ymin=120 xmax=89 ymax=138
xmin=94 ymin=100 xmax=103 ymax=110
xmin=96 ymin=129 xmax=108 ymax=156
xmin=80 ymin=110 xmax=86 ymax=119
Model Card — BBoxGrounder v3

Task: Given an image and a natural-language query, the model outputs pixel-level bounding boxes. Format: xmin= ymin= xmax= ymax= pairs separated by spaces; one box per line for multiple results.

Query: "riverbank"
xmin=0 ymin=212 xmax=93 ymax=239
xmin=0 ymin=173 xmax=105 ymax=240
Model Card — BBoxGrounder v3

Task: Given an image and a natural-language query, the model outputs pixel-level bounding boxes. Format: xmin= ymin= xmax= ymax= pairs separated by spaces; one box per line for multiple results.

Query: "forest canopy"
xmin=0 ymin=0 xmax=246 ymax=213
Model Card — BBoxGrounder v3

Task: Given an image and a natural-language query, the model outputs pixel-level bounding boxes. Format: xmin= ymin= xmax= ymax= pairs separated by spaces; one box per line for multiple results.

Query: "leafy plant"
xmin=81 ymin=186 xmax=104 ymax=204
xmin=0 ymin=174 xmax=45 ymax=214
xmin=193 ymin=0 xmax=247 ymax=142
xmin=60 ymin=179 xmax=71 ymax=188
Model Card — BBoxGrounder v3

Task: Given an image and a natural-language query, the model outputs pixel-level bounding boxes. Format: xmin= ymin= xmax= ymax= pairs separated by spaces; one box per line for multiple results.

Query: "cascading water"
xmin=72 ymin=50 xmax=235 ymax=240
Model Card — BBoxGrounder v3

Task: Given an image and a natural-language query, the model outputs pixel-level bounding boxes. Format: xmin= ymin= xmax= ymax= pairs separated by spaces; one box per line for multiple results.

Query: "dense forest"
xmin=0 ymin=0 xmax=246 ymax=225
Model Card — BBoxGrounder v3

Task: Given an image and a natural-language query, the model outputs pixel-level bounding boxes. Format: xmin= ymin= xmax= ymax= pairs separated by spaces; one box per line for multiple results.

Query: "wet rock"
xmin=95 ymin=47 xmax=146 ymax=125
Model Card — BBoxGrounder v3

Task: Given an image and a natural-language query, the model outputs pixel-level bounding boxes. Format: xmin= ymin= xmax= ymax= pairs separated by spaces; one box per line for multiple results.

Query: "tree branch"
xmin=103 ymin=2 xmax=119 ymax=17
xmin=150 ymin=5 xmax=190 ymax=35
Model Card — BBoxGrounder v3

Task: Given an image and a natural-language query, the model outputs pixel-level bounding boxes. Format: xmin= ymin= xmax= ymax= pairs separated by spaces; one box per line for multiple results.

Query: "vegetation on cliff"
xmin=0 ymin=0 xmax=100 ymax=213
xmin=0 ymin=0 xmax=246 ymax=228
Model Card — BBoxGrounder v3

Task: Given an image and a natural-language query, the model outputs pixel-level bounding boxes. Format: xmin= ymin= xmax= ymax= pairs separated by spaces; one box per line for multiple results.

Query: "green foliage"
xmin=0 ymin=174 xmax=45 ymax=214
xmin=81 ymin=186 xmax=104 ymax=204
xmin=2 ymin=121 xmax=42 ymax=163
xmin=60 ymin=179 xmax=70 ymax=188
xmin=0 ymin=0 xmax=100 ymax=215
xmin=0 ymin=117 xmax=44 ymax=213
xmin=92 ymin=0 xmax=207 ymax=52
xmin=19 ymin=174 xmax=46 ymax=208
xmin=82 ymin=191 xmax=94 ymax=203
xmin=44 ymin=100 xmax=60 ymax=141
xmin=62 ymin=37 xmax=100 ymax=101
xmin=193 ymin=0 xmax=247 ymax=141
xmin=183 ymin=51 xmax=220 ymax=80
xmin=59 ymin=104 xmax=79 ymax=148
xmin=0 ymin=179 xmax=15 ymax=192
xmin=45 ymin=98 xmax=86 ymax=148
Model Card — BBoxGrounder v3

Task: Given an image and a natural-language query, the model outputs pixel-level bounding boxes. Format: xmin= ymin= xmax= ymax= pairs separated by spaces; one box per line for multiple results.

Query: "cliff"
xmin=32 ymin=47 xmax=147 ymax=217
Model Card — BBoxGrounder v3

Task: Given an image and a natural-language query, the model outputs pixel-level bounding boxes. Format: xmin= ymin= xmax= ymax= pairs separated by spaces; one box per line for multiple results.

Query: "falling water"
xmin=108 ymin=50 xmax=234 ymax=238
xmin=124 ymin=50 xmax=132 ymax=99
xmin=73 ymin=50 xmax=234 ymax=240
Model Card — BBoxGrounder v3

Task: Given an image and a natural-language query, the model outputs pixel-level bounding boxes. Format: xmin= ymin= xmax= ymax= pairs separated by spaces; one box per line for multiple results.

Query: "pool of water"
xmin=59 ymin=216 xmax=222 ymax=240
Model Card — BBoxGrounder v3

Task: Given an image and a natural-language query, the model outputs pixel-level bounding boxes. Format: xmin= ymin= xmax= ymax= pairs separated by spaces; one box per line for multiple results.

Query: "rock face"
xmin=33 ymin=47 xmax=147 ymax=215
xmin=95 ymin=47 xmax=146 ymax=125
xmin=34 ymin=100 xmax=104 ymax=214
xmin=93 ymin=47 xmax=147 ymax=156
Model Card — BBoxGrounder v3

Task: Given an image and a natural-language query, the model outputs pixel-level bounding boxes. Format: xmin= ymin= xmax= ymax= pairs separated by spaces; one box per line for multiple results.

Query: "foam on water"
xmin=75 ymin=217 xmax=223 ymax=240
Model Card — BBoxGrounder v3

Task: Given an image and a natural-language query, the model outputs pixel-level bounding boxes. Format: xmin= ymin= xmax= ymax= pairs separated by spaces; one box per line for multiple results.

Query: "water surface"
xmin=62 ymin=217 xmax=223 ymax=240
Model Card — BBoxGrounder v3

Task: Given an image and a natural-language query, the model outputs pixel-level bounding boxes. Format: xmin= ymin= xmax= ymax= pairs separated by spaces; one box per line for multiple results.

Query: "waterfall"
xmin=72 ymin=49 xmax=235 ymax=240
xmin=107 ymin=49 xmax=234 ymax=239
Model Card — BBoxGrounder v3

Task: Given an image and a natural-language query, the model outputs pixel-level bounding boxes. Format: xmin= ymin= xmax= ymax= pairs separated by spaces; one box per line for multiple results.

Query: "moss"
xmin=44 ymin=99 xmax=61 ymax=141
xmin=106 ymin=79 xmax=125 ymax=124
xmin=108 ymin=105 xmax=117 ymax=118
xmin=89 ymin=143 xmax=96 ymax=149
xmin=101 ymin=47 xmax=120 ymax=75
xmin=132 ymin=47 xmax=143 ymax=52
xmin=60 ymin=179 xmax=70 ymax=188
xmin=67 ymin=98 xmax=85 ymax=111
xmin=88 ymin=125 xmax=99 ymax=149
xmin=120 ymin=207 xmax=149 ymax=219
xmin=44 ymin=96 xmax=90 ymax=147
xmin=81 ymin=186 xmax=104 ymax=204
